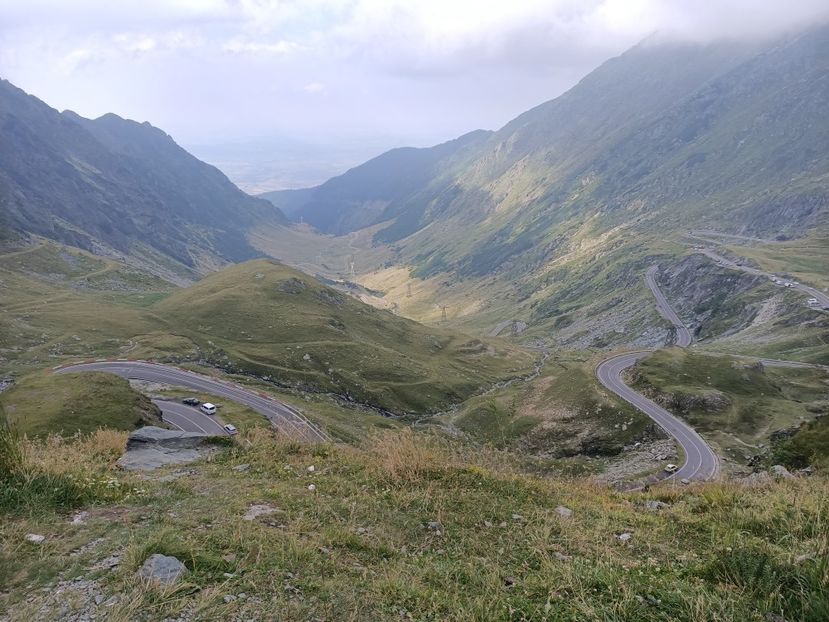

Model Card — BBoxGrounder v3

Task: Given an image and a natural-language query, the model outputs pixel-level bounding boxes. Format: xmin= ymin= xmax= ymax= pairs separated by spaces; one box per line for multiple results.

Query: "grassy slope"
xmin=0 ymin=372 xmax=162 ymax=437
xmin=453 ymin=351 xmax=653 ymax=459
xmin=1 ymin=429 xmax=827 ymax=621
xmin=1 ymin=243 xmax=535 ymax=431
xmin=154 ymin=258 xmax=535 ymax=414
xmin=726 ymin=235 xmax=829 ymax=292
xmin=630 ymin=349 xmax=829 ymax=464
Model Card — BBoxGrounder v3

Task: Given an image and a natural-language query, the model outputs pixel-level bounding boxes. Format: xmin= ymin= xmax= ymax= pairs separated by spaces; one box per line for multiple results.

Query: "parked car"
xmin=664 ymin=464 xmax=679 ymax=473
xmin=807 ymin=298 xmax=819 ymax=305
xmin=224 ymin=424 xmax=238 ymax=435
xmin=182 ymin=397 xmax=200 ymax=406
xmin=200 ymin=402 xmax=217 ymax=415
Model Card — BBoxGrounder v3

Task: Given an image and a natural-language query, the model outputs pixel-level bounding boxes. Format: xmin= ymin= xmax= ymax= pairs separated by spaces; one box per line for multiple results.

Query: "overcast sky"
xmin=2 ymin=1 xmax=827 ymax=187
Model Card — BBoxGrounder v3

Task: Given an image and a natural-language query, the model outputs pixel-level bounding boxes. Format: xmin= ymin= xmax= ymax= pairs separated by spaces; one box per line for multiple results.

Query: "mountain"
xmin=256 ymin=26 xmax=829 ymax=354
xmin=260 ymin=129 xmax=492 ymax=234
xmin=273 ymin=27 xmax=828 ymax=261
xmin=0 ymin=79 xmax=286 ymax=277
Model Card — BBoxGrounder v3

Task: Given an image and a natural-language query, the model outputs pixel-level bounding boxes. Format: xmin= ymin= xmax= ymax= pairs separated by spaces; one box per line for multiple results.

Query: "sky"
xmin=2 ymin=0 xmax=828 ymax=190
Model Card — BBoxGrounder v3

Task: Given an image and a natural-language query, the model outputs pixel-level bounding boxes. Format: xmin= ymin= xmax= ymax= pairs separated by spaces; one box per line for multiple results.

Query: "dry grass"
xmin=365 ymin=428 xmax=458 ymax=484
xmin=22 ymin=429 xmax=128 ymax=475
xmin=2 ymin=428 xmax=828 ymax=620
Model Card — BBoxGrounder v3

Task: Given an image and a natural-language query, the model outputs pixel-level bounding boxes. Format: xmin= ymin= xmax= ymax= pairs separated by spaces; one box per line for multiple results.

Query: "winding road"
xmin=696 ymin=247 xmax=829 ymax=309
xmin=151 ymin=399 xmax=230 ymax=435
xmin=645 ymin=265 xmax=692 ymax=347
xmin=56 ymin=360 xmax=328 ymax=442
xmin=596 ymin=266 xmax=718 ymax=484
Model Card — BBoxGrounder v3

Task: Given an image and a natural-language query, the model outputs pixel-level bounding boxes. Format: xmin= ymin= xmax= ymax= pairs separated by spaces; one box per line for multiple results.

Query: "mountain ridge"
xmin=0 ymin=79 xmax=287 ymax=278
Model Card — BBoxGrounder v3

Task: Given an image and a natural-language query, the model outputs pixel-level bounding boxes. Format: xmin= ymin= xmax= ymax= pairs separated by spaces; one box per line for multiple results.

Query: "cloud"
xmin=2 ymin=0 xmax=828 ymax=149
xmin=221 ymin=38 xmax=301 ymax=55
xmin=303 ymin=82 xmax=326 ymax=94
xmin=56 ymin=48 xmax=98 ymax=75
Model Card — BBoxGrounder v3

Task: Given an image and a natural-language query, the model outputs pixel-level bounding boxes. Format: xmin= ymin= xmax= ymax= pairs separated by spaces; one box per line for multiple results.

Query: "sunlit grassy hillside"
xmin=155 ymin=259 xmax=535 ymax=413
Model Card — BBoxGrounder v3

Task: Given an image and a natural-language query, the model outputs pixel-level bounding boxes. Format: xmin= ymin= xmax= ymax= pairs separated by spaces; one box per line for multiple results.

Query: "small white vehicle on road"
xmin=224 ymin=424 xmax=238 ymax=435
xmin=664 ymin=464 xmax=679 ymax=473
xmin=200 ymin=402 xmax=217 ymax=415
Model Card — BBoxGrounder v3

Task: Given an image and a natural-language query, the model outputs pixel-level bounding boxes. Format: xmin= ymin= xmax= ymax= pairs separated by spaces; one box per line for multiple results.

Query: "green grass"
xmin=1 ymin=429 xmax=827 ymax=621
xmin=630 ymin=349 xmax=829 ymax=461
xmin=1 ymin=245 xmax=535 ymax=419
xmin=0 ymin=372 xmax=162 ymax=437
xmin=770 ymin=416 xmax=829 ymax=470
xmin=453 ymin=352 xmax=654 ymax=459
xmin=153 ymin=258 xmax=536 ymax=414
xmin=727 ymin=235 xmax=829 ymax=292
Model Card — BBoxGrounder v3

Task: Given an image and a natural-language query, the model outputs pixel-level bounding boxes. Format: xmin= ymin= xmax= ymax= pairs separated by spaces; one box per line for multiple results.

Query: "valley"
xmin=1 ymin=13 xmax=828 ymax=622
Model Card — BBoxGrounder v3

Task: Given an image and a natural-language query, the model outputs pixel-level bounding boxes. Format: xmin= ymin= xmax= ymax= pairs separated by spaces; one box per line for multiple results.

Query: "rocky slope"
xmin=0 ymin=79 xmax=286 ymax=278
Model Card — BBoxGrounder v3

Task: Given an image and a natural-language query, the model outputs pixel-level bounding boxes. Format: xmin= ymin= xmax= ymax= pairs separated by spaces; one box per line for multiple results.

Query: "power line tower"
xmin=406 ymin=283 xmax=412 ymax=298
xmin=349 ymin=261 xmax=356 ymax=279
xmin=510 ymin=319 xmax=519 ymax=338
xmin=441 ymin=305 xmax=448 ymax=321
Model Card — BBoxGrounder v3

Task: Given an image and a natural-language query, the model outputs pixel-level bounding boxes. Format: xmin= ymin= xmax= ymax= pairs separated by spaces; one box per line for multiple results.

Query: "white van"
xmin=200 ymin=402 xmax=217 ymax=415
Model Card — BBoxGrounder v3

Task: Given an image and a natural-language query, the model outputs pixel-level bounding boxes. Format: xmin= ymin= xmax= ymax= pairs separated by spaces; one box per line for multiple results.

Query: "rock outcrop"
xmin=117 ymin=426 xmax=219 ymax=471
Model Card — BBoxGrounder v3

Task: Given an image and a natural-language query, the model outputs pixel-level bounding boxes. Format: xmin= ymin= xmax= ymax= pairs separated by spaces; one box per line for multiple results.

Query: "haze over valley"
xmin=1 ymin=2 xmax=828 ymax=621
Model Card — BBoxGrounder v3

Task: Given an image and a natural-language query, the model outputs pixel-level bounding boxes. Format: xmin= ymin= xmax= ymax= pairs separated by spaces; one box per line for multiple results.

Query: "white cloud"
xmin=2 ymin=0 xmax=828 ymax=147
xmin=222 ymin=38 xmax=301 ymax=55
xmin=303 ymin=82 xmax=326 ymax=94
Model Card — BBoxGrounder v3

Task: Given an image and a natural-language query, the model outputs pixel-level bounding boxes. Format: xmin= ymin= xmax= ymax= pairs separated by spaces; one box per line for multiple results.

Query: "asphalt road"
xmin=56 ymin=360 xmax=328 ymax=442
xmin=698 ymin=248 xmax=829 ymax=309
xmin=595 ymin=266 xmax=718 ymax=485
xmin=596 ymin=352 xmax=719 ymax=483
xmin=152 ymin=399 xmax=229 ymax=435
xmin=645 ymin=265 xmax=692 ymax=347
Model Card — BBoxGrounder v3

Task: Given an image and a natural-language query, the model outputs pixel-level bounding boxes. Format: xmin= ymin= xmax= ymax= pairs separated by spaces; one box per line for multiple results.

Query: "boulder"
xmin=555 ymin=506 xmax=573 ymax=518
xmin=137 ymin=554 xmax=186 ymax=585
xmin=117 ymin=426 xmax=220 ymax=471
xmin=770 ymin=464 xmax=795 ymax=480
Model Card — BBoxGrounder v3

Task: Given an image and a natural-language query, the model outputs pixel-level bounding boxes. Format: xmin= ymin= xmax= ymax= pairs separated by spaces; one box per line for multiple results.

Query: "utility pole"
xmin=510 ymin=319 xmax=519 ymax=338
xmin=349 ymin=261 xmax=355 ymax=279
xmin=406 ymin=283 xmax=412 ymax=298
xmin=441 ymin=305 xmax=448 ymax=321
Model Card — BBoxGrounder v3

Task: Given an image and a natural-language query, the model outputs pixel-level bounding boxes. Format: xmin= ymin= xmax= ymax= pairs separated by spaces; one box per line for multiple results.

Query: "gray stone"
xmin=426 ymin=521 xmax=443 ymax=531
xmin=25 ymin=533 xmax=46 ymax=544
xmin=617 ymin=532 xmax=633 ymax=542
xmin=680 ymin=478 xmax=690 ymax=485
xmin=243 ymin=504 xmax=278 ymax=521
xmin=553 ymin=552 xmax=572 ymax=562
xmin=643 ymin=500 xmax=669 ymax=511
xmin=71 ymin=511 xmax=89 ymax=525
xmin=137 ymin=554 xmax=186 ymax=585
xmin=555 ymin=506 xmax=573 ymax=518
xmin=770 ymin=465 xmax=795 ymax=480
xmin=117 ymin=426 xmax=220 ymax=471
xmin=126 ymin=426 xmax=207 ymax=450
xmin=233 ymin=463 xmax=250 ymax=472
